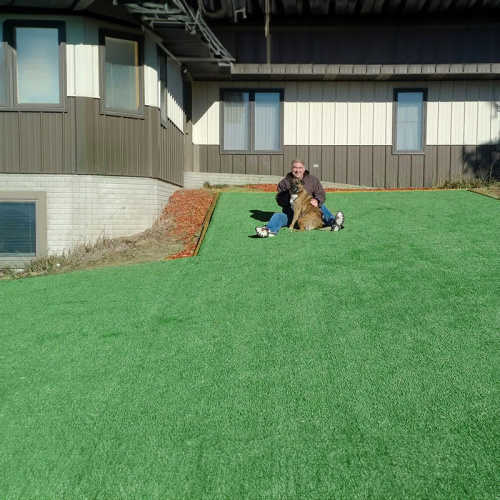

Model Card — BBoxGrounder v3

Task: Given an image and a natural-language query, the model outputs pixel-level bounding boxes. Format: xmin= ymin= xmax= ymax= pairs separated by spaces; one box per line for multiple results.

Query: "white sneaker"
xmin=331 ymin=212 xmax=345 ymax=232
xmin=255 ymin=226 xmax=276 ymax=238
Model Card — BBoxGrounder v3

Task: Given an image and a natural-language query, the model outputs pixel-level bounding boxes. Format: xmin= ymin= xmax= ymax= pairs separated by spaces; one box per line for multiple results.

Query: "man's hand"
xmin=310 ymin=198 xmax=319 ymax=208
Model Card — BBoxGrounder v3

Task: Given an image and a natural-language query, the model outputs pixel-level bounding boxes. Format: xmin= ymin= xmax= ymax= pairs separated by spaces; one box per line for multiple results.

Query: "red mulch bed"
xmin=243 ymin=184 xmax=276 ymax=192
xmin=241 ymin=184 xmax=445 ymax=193
xmin=162 ymin=189 xmax=216 ymax=260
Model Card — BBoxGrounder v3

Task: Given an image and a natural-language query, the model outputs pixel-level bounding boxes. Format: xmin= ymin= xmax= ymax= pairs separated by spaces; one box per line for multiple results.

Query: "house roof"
xmin=2 ymin=0 xmax=499 ymax=81
xmin=117 ymin=0 xmax=500 ymax=80
xmin=196 ymin=0 xmax=500 ymax=22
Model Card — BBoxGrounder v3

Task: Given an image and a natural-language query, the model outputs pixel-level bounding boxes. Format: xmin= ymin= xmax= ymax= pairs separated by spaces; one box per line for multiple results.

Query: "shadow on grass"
xmin=249 ymin=209 xmax=275 ymax=222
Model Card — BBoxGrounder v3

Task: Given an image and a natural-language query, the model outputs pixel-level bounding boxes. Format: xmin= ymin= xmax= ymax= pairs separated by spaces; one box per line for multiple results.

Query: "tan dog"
xmin=289 ymin=178 xmax=325 ymax=231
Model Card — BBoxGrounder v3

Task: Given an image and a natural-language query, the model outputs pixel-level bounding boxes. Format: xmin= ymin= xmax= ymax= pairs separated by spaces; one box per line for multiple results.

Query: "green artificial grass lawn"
xmin=1 ymin=190 xmax=498 ymax=498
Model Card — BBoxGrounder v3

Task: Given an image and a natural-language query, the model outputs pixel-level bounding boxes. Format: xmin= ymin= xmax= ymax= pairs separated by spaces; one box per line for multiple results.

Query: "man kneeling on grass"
xmin=255 ymin=158 xmax=345 ymax=238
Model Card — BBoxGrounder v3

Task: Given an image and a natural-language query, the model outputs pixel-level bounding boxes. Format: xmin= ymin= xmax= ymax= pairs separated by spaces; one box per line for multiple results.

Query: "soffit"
xmin=231 ymin=63 xmax=500 ymax=81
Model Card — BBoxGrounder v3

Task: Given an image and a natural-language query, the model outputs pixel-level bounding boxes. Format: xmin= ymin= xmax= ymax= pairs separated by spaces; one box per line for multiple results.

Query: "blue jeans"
xmin=266 ymin=205 xmax=335 ymax=234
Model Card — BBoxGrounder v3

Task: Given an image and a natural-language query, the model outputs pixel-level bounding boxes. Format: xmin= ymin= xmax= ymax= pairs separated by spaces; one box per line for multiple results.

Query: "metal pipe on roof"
xmin=198 ymin=0 xmax=231 ymax=18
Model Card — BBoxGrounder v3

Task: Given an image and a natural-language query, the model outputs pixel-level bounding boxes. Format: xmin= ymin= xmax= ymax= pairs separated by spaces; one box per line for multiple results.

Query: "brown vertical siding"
xmin=0 ymin=113 xmax=21 ymax=172
xmin=320 ymin=146 xmax=334 ymax=182
xmin=234 ymin=155 xmax=246 ymax=174
xmin=385 ymin=146 xmax=399 ymax=188
xmin=0 ymin=109 xmax=77 ymax=174
xmin=283 ymin=146 xmax=297 ymax=167
xmin=157 ymin=108 xmax=186 ymax=185
xmin=372 ymin=147 xmax=386 ymax=188
xmin=259 ymin=155 xmax=271 ymax=176
xmin=309 ymin=146 xmax=322 ymax=180
xmin=196 ymin=144 xmax=496 ymax=188
xmin=437 ymin=146 xmax=451 ymax=184
xmin=0 ymin=97 xmax=184 ymax=185
xmin=462 ymin=145 xmax=477 ymax=178
xmin=42 ymin=113 xmax=63 ymax=173
xmin=296 ymin=146 xmax=309 ymax=165
xmin=450 ymin=147 xmax=464 ymax=181
xmin=411 ymin=155 xmax=425 ymax=188
xmin=462 ymin=144 xmax=498 ymax=180
xmin=149 ymin=108 xmax=160 ymax=179
xmin=20 ymin=114 xmax=42 ymax=172
xmin=246 ymin=155 xmax=259 ymax=175
xmin=221 ymin=155 xmax=233 ymax=173
xmin=347 ymin=146 xmax=360 ymax=185
xmin=270 ymin=155 xmax=284 ymax=177
xmin=2 ymin=93 xmax=496 ymax=189
xmin=397 ymin=156 xmax=411 ymax=188
xmin=360 ymin=146 xmax=373 ymax=187
xmin=159 ymin=120 xmax=184 ymax=186
xmin=424 ymin=146 xmax=438 ymax=187
xmin=75 ymin=97 xmax=95 ymax=174
xmin=334 ymin=146 xmax=347 ymax=184
xmin=199 ymin=146 xmax=208 ymax=172
xmin=207 ymin=146 xmax=221 ymax=173
xmin=63 ymin=98 xmax=77 ymax=173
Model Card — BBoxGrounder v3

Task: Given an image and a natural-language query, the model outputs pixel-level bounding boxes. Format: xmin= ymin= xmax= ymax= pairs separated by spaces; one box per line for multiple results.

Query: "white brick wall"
xmin=0 ymin=174 xmax=178 ymax=255
xmin=183 ymin=171 xmax=368 ymax=190
xmin=184 ymin=172 xmax=285 ymax=189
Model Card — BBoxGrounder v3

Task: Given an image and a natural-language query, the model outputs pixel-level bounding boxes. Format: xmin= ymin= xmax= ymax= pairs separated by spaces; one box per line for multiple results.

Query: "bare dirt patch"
xmin=468 ymin=184 xmax=500 ymax=200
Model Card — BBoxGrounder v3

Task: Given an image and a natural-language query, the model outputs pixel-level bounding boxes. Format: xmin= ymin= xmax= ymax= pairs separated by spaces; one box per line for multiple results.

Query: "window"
xmin=221 ymin=89 xmax=283 ymax=153
xmin=100 ymin=30 xmax=143 ymax=117
xmin=0 ymin=21 xmax=66 ymax=110
xmin=158 ymin=49 xmax=168 ymax=126
xmin=393 ymin=89 xmax=427 ymax=153
xmin=0 ymin=203 xmax=36 ymax=256
xmin=0 ymin=192 xmax=47 ymax=267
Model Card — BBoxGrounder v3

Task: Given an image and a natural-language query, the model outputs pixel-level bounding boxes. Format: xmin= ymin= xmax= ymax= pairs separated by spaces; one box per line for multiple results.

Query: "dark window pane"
xmin=0 ymin=202 xmax=36 ymax=256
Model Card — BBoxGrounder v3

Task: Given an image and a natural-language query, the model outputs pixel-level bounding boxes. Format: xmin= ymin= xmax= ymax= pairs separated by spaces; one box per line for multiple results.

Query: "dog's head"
xmin=289 ymin=178 xmax=305 ymax=195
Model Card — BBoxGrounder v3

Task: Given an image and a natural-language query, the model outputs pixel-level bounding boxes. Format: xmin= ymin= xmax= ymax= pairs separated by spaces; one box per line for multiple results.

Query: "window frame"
xmin=392 ymin=88 xmax=428 ymax=155
xmin=0 ymin=191 xmax=47 ymax=268
xmin=220 ymin=88 xmax=284 ymax=154
xmin=99 ymin=29 xmax=144 ymax=119
xmin=0 ymin=20 xmax=66 ymax=112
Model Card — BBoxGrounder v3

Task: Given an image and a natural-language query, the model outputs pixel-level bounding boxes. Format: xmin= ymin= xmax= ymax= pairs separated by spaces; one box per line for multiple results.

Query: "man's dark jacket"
xmin=276 ymin=171 xmax=326 ymax=210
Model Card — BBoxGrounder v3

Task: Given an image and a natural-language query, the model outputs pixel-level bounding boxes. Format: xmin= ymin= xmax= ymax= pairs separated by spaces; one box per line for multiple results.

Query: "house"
xmin=0 ymin=0 xmax=499 ymax=266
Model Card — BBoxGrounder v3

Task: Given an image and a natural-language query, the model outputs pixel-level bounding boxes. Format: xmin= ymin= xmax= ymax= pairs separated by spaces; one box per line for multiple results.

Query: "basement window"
xmin=393 ymin=89 xmax=427 ymax=153
xmin=0 ymin=192 xmax=47 ymax=267
xmin=221 ymin=89 xmax=283 ymax=153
